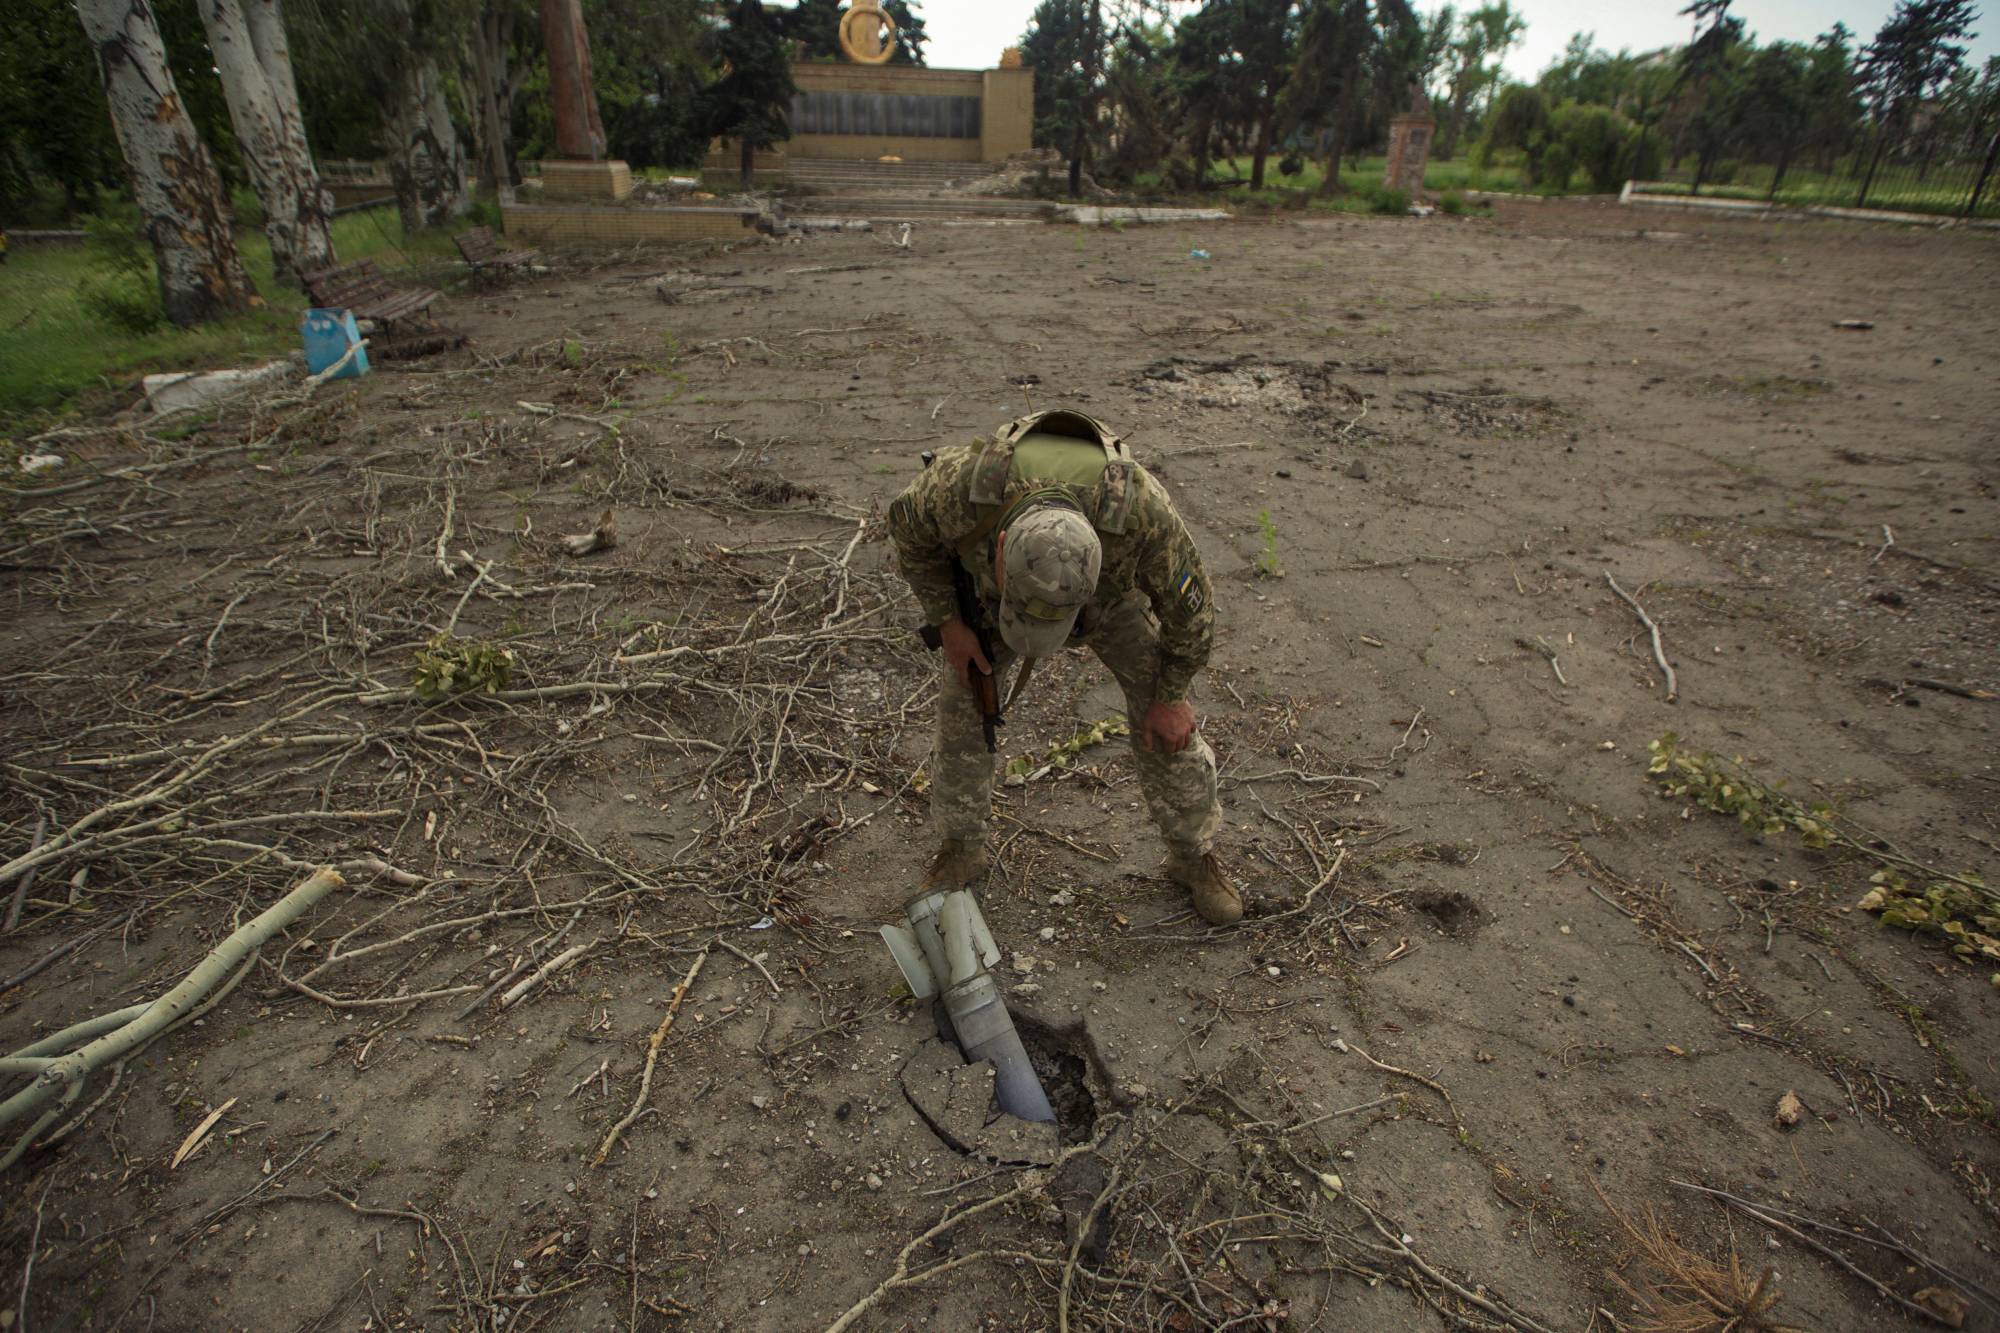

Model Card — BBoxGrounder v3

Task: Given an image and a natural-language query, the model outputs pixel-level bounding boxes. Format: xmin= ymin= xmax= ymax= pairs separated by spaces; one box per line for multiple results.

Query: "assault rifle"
xmin=918 ymin=570 xmax=1003 ymax=753
xmin=916 ymin=451 xmax=1003 ymax=752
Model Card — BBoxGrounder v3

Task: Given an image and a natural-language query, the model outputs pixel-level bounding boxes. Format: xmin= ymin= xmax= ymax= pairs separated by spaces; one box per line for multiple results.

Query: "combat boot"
xmin=922 ymin=838 xmax=988 ymax=891
xmin=1168 ymin=847 xmax=1243 ymax=926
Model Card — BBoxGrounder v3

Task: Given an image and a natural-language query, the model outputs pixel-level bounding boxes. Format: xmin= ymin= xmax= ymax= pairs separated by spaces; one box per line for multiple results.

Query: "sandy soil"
xmin=2 ymin=199 xmax=1997 ymax=1332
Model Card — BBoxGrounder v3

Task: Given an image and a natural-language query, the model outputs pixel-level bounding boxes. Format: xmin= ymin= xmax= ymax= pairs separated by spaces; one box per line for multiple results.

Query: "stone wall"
xmin=980 ymin=68 xmax=1034 ymax=161
xmin=793 ymin=64 xmax=985 ymax=97
xmin=705 ymin=62 xmax=1033 ymax=165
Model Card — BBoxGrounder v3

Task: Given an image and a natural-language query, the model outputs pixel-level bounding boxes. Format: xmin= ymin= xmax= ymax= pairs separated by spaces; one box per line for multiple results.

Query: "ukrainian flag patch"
xmin=1174 ymin=566 xmax=1206 ymax=614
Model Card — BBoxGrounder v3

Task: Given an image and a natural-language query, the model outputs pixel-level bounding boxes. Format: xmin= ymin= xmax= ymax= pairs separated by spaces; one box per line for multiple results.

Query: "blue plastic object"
xmin=301 ymin=308 xmax=368 ymax=379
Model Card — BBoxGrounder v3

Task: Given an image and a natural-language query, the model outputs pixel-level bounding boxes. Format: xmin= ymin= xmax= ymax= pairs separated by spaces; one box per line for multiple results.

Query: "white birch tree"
xmin=197 ymin=0 xmax=334 ymax=283
xmin=386 ymin=58 xmax=471 ymax=230
xmin=76 ymin=0 xmax=258 ymax=328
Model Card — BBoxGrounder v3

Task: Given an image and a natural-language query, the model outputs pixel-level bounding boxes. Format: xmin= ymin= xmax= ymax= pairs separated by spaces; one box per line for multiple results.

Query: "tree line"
xmin=3 ymin=0 xmax=1994 ymax=330
xmin=1027 ymin=0 xmax=1995 ymax=204
xmin=0 ymin=0 xmax=893 ymax=327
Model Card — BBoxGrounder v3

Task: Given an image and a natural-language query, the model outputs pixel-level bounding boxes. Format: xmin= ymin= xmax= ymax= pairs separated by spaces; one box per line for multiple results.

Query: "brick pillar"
xmin=1384 ymin=111 xmax=1436 ymax=197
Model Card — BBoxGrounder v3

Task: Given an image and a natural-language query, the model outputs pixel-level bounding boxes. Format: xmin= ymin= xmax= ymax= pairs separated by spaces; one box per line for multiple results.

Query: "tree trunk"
xmin=242 ymin=0 xmax=333 ymax=274
xmin=1856 ymin=125 xmax=1888 ymax=208
xmin=1964 ymin=129 xmax=1998 ymax=217
xmin=1768 ymin=138 xmax=1794 ymax=200
xmin=198 ymin=0 xmax=332 ymax=285
xmin=472 ymin=6 xmax=517 ymax=199
xmin=740 ymin=135 xmax=755 ymax=190
xmin=1326 ymin=74 xmax=1358 ymax=190
xmin=386 ymin=59 xmax=470 ymax=230
xmin=1439 ymin=62 xmax=1473 ymax=159
xmin=76 ymin=0 xmax=257 ymax=327
xmin=1250 ymin=98 xmax=1273 ymax=190
xmin=542 ymin=0 xmax=605 ymax=160
xmin=1068 ymin=0 xmax=1102 ymax=199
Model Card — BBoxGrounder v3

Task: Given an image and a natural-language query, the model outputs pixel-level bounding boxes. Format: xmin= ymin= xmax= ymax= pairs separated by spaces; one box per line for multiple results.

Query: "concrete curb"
xmin=1619 ymin=180 xmax=2000 ymax=231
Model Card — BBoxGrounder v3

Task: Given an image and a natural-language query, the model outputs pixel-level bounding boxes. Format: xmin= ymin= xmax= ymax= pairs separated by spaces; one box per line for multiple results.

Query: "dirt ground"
xmin=2 ymin=199 xmax=1997 ymax=1333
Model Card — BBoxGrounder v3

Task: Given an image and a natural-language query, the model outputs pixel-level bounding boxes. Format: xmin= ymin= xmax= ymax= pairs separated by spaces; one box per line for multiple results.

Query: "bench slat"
xmin=305 ymin=256 xmax=438 ymax=328
xmin=455 ymin=225 xmax=537 ymax=276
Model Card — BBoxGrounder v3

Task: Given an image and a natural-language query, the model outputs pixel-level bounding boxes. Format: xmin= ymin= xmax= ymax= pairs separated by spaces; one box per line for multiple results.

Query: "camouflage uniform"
xmin=888 ymin=414 xmax=1220 ymax=860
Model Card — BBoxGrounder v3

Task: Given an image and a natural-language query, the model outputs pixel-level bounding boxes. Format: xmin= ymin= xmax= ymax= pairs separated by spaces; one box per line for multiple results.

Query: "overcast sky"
xmin=912 ymin=0 xmax=1997 ymax=79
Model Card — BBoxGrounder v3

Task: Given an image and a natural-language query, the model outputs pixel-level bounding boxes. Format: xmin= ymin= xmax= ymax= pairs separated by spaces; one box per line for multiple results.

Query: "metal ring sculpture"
xmin=838 ymin=0 xmax=896 ymax=65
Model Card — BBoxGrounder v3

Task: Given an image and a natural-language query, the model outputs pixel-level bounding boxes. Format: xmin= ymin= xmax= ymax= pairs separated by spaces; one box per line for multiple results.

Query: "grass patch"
xmin=1254 ymin=509 xmax=1284 ymax=578
xmin=1633 ymin=161 xmax=1995 ymax=219
xmin=1125 ymin=152 xmax=1534 ymax=208
xmin=0 ymin=206 xmax=459 ymax=432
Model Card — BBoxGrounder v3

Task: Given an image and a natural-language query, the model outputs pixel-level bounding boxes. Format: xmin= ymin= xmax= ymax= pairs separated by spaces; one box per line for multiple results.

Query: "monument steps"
xmin=783 ymin=158 xmax=1003 ymax=192
xmin=785 ymin=194 xmax=1050 ymax=220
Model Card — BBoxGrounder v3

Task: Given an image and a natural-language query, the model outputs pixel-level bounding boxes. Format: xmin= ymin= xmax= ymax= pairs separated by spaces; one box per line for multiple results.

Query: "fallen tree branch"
xmin=1669 ymin=1179 xmax=1956 ymax=1326
xmin=500 ymin=938 xmax=598 ymax=1009
xmin=3 ymin=815 xmax=47 ymax=931
xmin=1341 ymin=1039 xmax=1463 ymax=1136
xmin=1 ymin=867 xmax=343 ymax=1171
xmin=592 ymin=946 xmax=708 ymax=1167
xmin=1604 ymin=572 xmax=1677 ymax=702
xmin=823 ymin=1116 xmax=1125 ymax=1333
xmin=1516 ymin=636 xmax=1568 ymax=687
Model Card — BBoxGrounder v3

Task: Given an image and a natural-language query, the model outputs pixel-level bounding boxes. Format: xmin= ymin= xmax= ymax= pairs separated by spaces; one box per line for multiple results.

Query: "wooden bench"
xmin=454 ymin=225 xmax=539 ymax=279
xmin=302 ymin=259 xmax=440 ymax=327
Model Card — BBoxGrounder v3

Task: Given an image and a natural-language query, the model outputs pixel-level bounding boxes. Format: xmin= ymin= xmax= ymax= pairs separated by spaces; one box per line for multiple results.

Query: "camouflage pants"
xmin=931 ymin=594 xmax=1220 ymax=855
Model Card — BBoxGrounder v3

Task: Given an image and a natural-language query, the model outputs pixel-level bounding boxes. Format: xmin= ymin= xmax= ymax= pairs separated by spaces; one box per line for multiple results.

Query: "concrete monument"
xmin=1383 ymin=85 xmax=1436 ymax=199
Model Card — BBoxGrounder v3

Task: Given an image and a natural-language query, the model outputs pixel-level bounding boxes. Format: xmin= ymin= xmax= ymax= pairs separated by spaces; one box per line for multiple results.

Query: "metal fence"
xmin=1650 ymin=135 xmax=2000 ymax=219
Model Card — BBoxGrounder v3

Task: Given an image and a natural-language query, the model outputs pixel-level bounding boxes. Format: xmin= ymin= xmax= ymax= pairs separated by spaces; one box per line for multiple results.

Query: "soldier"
xmin=887 ymin=409 xmax=1242 ymax=925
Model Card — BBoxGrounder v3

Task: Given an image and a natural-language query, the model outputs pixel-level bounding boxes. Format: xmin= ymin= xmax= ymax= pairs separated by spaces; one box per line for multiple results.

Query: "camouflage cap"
xmin=997 ymin=504 xmax=1102 ymax=657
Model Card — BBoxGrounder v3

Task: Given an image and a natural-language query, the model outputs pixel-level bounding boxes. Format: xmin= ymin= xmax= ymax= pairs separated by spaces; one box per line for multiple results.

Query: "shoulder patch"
xmin=888 ymin=494 xmax=917 ymax=530
xmin=1173 ymin=565 xmax=1207 ymax=615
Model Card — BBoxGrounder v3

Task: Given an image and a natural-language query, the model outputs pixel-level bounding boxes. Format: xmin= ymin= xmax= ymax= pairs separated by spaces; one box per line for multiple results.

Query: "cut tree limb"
xmin=499 ymin=938 xmax=598 ymax=1009
xmin=1604 ymin=572 xmax=1678 ymax=702
xmin=1 ymin=867 xmax=342 ymax=1172
xmin=592 ymin=947 xmax=708 ymax=1167
xmin=3 ymin=815 xmax=47 ymax=931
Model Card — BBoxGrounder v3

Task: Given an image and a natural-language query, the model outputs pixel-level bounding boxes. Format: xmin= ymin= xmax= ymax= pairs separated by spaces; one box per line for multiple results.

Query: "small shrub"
xmin=1539 ymin=142 xmax=1577 ymax=193
xmin=1439 ymin=191 xmax=1467 ymax=215
xmin=413 ymin=635 xmax=516 ymax=700
xmin=1006 ymin=717 xmax=1130 ymax=780
xmin=1254 ymin=509 xmax=1284 ymax=577
xmin=1278 ymin=153 xmax=1304 ymax=178
xmin=79 ymin=271 xmax=165 ymax=333
xmin=1647 ymin=734 xmax=1832 ymax=845
xmin=78 ymin=203 xmax=165 ymax=332
xmin=83 ymin=204 xmax=151 ymax=277
xmin=1625 ymin=130 xmax=1664 ymax=183
xmin=1369 ymin=186 xmax=1409 ymax=215
xmin=1859 ymin=870 xmax=2000 ymax=967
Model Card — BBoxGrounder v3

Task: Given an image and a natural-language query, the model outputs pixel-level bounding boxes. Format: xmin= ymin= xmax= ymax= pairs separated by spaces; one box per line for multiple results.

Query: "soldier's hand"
xmin=1140 ymin=699 xmax=1196 ymax=754
xmin=940 ymin=618 xmax=992 ymax=690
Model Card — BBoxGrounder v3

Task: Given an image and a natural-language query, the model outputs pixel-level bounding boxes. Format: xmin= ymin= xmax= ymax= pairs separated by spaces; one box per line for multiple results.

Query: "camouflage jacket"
xmin=887 ymin=438 xmax=1215 ymax=702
